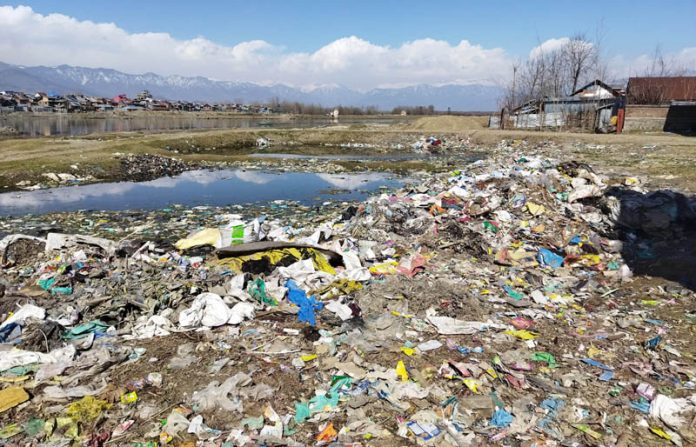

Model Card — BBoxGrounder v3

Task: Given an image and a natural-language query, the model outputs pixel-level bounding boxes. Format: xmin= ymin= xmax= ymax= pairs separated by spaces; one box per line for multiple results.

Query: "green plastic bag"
xmin=531 ymin=351 xmax=558 ymax=368
xmin=248 ymin=278 xmax=278 ymax=306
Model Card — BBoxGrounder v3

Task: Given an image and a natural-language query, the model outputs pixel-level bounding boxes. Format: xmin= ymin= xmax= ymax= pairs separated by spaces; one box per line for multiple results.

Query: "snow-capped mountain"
xmin=0 ymin=62 xmax=501 ymax=110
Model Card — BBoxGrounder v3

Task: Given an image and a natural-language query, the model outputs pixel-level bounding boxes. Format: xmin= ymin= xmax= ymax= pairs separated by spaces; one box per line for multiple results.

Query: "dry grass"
xmin=1 ymin=115 xmax=695 ymax=191
xmin=403 ymin=115 xmax=489 ymax=131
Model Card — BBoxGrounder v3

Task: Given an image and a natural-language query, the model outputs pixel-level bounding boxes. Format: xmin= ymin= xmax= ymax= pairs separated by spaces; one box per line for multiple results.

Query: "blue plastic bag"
xmin=490 ymin=408 xmax=514 ymax=427
xmin=286 ymin=279 xmax=324 ymax=326
xmin=537 ymin=248 xmax=564 ymax=268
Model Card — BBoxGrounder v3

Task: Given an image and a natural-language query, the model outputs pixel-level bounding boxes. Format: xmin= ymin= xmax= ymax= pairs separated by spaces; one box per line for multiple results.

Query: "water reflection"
xmin=0 ymin=115 xmax=404 ymax=137
xmin=0 ymin=169 xmax=404 ymax=216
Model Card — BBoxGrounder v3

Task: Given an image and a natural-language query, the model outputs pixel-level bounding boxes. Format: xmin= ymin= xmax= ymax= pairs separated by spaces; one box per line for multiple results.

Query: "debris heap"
xmin=1 ymin=151 xmax=695 ymax=446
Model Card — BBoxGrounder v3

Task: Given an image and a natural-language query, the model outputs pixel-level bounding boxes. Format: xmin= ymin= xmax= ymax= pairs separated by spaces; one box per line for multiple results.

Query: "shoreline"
xmin=0 ymin=116 xmax=695 ymax=194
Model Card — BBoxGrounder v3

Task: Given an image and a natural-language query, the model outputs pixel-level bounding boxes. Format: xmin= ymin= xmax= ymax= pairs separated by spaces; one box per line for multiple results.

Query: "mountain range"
xmin=0 ymin=61 xmax=501 ymax=111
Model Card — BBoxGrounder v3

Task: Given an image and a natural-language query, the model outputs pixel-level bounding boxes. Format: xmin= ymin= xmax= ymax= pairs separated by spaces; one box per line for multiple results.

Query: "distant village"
xmin=0 ymin=89 xmax=273 ymax=114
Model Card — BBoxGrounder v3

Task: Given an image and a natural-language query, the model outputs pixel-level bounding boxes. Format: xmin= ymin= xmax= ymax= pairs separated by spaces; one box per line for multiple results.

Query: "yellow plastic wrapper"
xmin=587 ymin=346 xmax=602 ymax=359
xmin=174 ymin=228 xmax=221 ymax=250
xmin=573 ymin=424 xmax=602 ymax=439
xmin=572 ymin=423 xmax=602 ymax=439
xmin=66 ymin=396 xmax=111 ymax=423
xmin=462 ymin=378 xmax=480 ymax=394
xmin=316 ymin=422 xmax=338 ymax=442
xmin=215 ymin=248 xmax=335 ymax=275
xmin=396 ymin=360 xmax=409 ymax=382
xmin=526 ymin=202 xmax=546 ymax=216
xmin=579 ymin=254 xmax=601 ymax=266
xmin=650 ymin=427 xmax=672 ymax=441
xmin=311 ymin=279 xmax=362 ymax=298
xmin=0 ymin=423 xmax=21 ymax=439
xmin=369 ymin=261 xmax=399 ymax=275
xmin=0 ymin=387 xmax=29 ymax=413
xmin=504 ymin=329 xmax=539 ymax=340
xmin=56 ymin=417 xmax=79 ymax=439
xmin=120 ymin=391 xmax=138 ymax=405
xmin=400 ymin=347 xmax=416 ymax=357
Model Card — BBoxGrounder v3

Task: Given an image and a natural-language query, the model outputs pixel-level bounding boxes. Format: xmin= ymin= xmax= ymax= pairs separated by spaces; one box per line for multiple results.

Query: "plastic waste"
xmin=179 ymin=292 xmax=255 ymax=327
xmin=426 ymin=308 xmax=501 ymax=335
xmin=0 ymin=387 xmax=29 ymax=413
xmin=537 ymin=248 xmax=564 ymax=268
xmin=286 ymin=279 xmax=324 ymax=326
xmin=191 ymin=373 xmax=251 ymax=412
xmin=490 ymin=408 xmax=514 ymax=427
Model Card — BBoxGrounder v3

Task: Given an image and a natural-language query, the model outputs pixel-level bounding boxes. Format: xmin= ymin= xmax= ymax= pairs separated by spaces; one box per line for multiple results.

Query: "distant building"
xmin=627 ymin=77 xmax=696 ymax=104
xmin=501 ymin=79 xmax=625 ymax=133
xmin=111 ymin=94 xmax=130 ymax=106
xmin=34 ymin=92 xmax=50 ymax=107
xmin=95 ymin=103 xmax=115 ymax=112
xmin=135 ymin=90 xmax=153 ymax=101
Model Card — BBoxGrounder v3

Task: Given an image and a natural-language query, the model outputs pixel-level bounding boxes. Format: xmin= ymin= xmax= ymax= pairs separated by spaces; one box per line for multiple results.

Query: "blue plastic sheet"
xmin=540 ymin=398 xmax=565 ymax=414
xmin=0 ymin=322 xmax=21 ymax=343
xmin=538 ymin=398 xmax=565 ymax=437
xmin=581 ymin=358 xmax=613 ymax=371
xmin=490 ymin=408 xmax=514 ymax=427
xmin=630 ymin=398 xmax=650 ymax=414
xmin=537 ymin=248 xmax=564 ymax=268
xmin=286 ymin=279 xmax=324 ymax=326
xmin=599 ymin=370 xmax=614 ymax=381
xmin=644 ymin=335 xmax=662 ymax=350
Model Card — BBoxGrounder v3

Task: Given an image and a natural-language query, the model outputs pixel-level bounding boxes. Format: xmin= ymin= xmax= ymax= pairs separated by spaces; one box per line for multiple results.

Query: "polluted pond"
xmin=0 ymin=143 xmax=696 ymax=447
xmin=0 ymin=169 xmax=406 ymax=216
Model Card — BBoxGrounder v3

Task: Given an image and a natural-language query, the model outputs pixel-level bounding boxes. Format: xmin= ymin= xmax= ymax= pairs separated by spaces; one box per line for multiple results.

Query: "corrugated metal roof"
xmin=627 ymin=77 xmax=696 ymax=103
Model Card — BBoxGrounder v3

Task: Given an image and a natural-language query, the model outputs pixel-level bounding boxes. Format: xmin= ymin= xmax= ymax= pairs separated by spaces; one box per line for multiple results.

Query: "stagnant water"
xmin=0 ymin=169 xmax=407 ymax=216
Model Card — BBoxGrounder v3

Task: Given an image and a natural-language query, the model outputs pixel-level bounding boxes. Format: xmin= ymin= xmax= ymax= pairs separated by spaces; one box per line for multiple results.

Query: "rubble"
xmin=1 ymin=142 xmax=695 ymax=446
xmin=118 ymin=154 xmax=191 ymax=182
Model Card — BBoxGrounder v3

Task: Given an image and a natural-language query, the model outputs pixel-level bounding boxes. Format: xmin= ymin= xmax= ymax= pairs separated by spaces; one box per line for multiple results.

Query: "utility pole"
xmin=512 ymin=64 xmax=517 ymax=110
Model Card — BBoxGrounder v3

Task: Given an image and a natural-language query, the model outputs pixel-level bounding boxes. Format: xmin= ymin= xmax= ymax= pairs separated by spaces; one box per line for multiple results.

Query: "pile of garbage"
xmin=1 ymin=150 xmax=695 ymax=446
xmin=119 ymin=154 xmax=192 ymax=182
xmin=412 ymin=135 xmax=471 ymax=154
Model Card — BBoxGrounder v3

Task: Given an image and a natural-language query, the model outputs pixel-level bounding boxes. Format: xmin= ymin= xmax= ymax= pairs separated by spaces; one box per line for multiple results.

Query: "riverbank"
xmin=0 ymin=115 xmax=695 ymax=193
xmin=0 ymin=112 xmax=411 ymax=138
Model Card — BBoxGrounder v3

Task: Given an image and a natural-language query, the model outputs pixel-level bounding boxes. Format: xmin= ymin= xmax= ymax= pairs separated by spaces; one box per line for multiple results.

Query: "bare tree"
xmin=628 ymin=46 xmax=689 ymax=104
xmin=564 ymin=34 xmax=599 ymax=93
xmin=643 ymin=45 xmax=687 ymax=77
xmin=501 ymin=32 xmax=604 ymax=109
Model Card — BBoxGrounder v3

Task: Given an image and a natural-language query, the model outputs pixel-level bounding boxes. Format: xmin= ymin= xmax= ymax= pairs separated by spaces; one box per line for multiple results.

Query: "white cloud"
xmin=230 ymin=171 xmax=275 ymax=185
xmin=2 ymin=7 xmax=693 ymax=90
xmin=608 ymin=47 xmax=696 ymax=78
xmin=530 ymin=37 xmax=696 ymax=79
xmin=529 ymin=38 xmax=571 ymax=59
xmin=316 ymin=173 xmax=390 ymax=189
xmin=0 ymin=5 xmax=510 ymax=89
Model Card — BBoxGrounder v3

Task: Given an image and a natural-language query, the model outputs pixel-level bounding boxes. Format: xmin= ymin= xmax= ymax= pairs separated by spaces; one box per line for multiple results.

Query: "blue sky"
xmin=7 ymin=0 xmax=695 ymax=57
xmin=0 ymin=2 xmax=694 ymax=89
